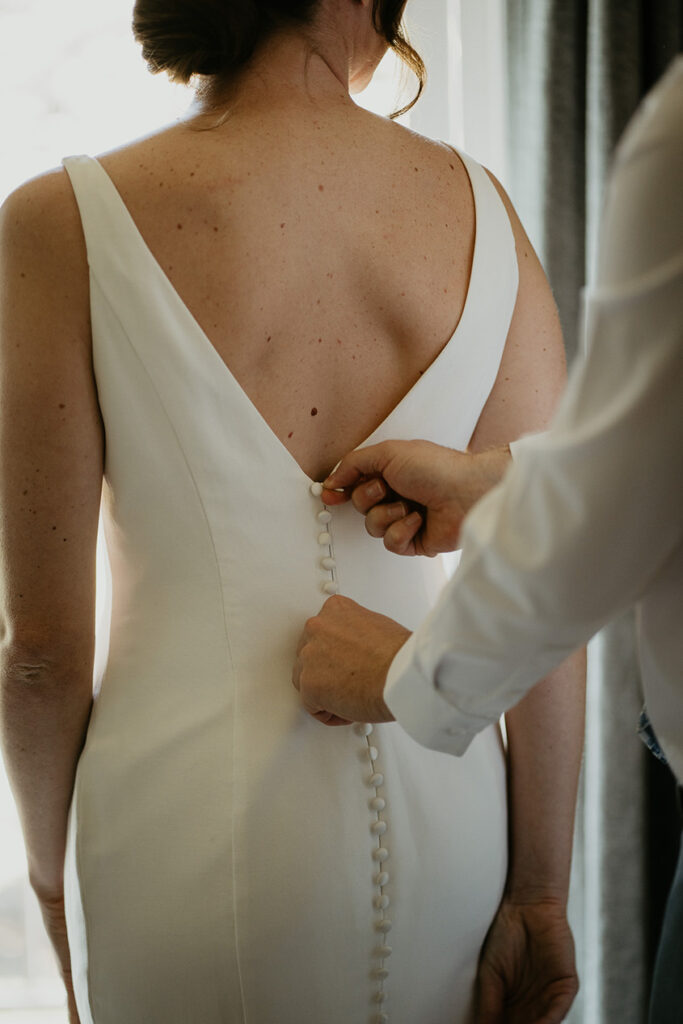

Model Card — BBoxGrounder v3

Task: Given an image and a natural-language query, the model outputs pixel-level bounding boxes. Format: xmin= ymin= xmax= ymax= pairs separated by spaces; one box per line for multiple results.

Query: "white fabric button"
xmin=374 ymin=894 xmax=390 ymax=910
xmin=374 ymin=870 xmax=389 ymax=886
xmin=371 ymin=820 xmax=387 ymax=836
xmin=317 ymin=509 xmax=332 ymax=524
xmin=372 ymin=847 xmax=389 ymax=862
xmin=368 ymin=772 xmax=384 ymax=788
xmin=317 ymin=531 xmax=331 ymax=545
xmin=373 ymin=990 xmax=388 ymax=1003
xmin=370 ymin=796 xmax=385 ymax=812
xmin=375 ymin=945 xmax=392 ymax=958
xmin=322 ymin=580 xmax=338 ymax=595
xmin=373 ymin=1012 xmax=389 ymax=1023
xmin=355 ymin=722 xmax=373 ymax=737
xmin=366 ymin=746 xmax=379 ymax=762
xmin=373 ymin=967 xmax=389 ymax=980
xmin=310 ymin=482 xmax=323 ymax=497
xmin=321 ymin=556 xmax=336 ymax=570
xmin=375 ymin=919 xmax=392 ymax=933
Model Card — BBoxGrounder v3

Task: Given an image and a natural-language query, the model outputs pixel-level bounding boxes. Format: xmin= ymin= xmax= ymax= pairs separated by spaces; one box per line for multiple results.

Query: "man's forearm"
xmin=463 ymin=445 xmax=512 ymax=521
xmin=0 ymin=645 xmax=92 ymax=898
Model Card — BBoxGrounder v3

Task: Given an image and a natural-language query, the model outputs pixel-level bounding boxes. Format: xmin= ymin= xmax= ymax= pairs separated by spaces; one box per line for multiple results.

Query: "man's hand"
xmin=322 ymin=440 xmax=511 ymax=556
xmin=293 ymin=595 xmax=410 ymax=724
xmin=475 ymin=897 xmax=578 ymax=1023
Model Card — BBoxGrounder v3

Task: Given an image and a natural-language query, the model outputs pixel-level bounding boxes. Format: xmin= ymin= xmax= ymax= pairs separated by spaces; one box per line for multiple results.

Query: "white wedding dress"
xmin=61 ymin=148 xmax=517 ymax=1024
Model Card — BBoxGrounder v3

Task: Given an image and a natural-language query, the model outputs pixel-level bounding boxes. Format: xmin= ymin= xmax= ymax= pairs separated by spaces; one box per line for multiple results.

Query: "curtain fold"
xmin=503 ymin=3 xmax=683 ymax=1021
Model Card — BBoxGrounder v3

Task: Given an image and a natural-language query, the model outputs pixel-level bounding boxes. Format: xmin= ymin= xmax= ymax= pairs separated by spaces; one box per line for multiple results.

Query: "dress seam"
xmin=88 ymin=271 xmax=249 ymax=1023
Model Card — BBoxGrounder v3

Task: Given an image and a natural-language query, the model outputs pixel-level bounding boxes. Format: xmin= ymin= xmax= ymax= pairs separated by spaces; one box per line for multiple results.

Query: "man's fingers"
xmin=294 ymin=619 xmax=314 ymax=660
xmin=320 ymin=485 xmax=351 ymax=505
xmin=293 ymin=621 xmax=315 ymax=690
xmin=323 ymin=442 xmax=396 ymax=491
xmin=364 ymin=501 xmax=409 ymax=538
xmin=310 ymin=709 xmax=353 ymax=727
xmin=351 ymin=477 xmax=388 ymax=514
xmin=383 ymin=511 xmax=423 ymax=555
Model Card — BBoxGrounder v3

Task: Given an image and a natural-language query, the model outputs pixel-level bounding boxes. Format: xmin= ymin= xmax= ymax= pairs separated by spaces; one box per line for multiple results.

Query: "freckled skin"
xmin=78 ymin=34 xmax=563 ymax=489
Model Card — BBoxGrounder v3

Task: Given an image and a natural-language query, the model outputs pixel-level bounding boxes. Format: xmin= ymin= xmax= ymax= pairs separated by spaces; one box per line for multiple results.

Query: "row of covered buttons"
xmin=357 ymin=720 xmax=391 ymax=1022
xmin=311 ymin=480 xmax=392 ymax=1023
xmin=311 ymin=481 xmax=338 ymax=595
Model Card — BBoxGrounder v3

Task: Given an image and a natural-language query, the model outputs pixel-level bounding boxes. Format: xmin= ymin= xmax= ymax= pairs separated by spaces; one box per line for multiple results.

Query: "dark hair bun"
xmin=132 ymin=0 xmax=318 ymax=83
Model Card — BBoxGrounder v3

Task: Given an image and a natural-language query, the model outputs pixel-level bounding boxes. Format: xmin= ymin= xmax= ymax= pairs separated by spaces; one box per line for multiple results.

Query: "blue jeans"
xmin=649 ymin=819 xmax=683 ymax=1023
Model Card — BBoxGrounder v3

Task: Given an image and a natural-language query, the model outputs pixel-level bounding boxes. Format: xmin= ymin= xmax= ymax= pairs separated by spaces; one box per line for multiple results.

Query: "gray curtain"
xmin=503 ymin=3 xmax=683 ymax=1022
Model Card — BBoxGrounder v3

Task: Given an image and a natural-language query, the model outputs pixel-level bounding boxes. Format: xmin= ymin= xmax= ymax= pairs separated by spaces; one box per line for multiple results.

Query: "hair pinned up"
xmin=132 ymin=0 xmax=425 ymax=118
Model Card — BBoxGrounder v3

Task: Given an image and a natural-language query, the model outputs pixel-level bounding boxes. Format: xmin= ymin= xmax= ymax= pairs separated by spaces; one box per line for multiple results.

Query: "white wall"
xmin=404 ymin=0 xmax=508 ymax=183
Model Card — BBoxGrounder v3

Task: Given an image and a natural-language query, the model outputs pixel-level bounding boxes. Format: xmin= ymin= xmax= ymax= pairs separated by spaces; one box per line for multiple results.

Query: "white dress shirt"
xmin=385 ymin=57 xmax=683 ymax=783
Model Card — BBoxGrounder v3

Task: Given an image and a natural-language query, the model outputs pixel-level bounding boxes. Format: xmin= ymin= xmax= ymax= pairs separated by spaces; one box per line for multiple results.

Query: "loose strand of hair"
xmin=389 ymin=32 xmax=425 ymax=120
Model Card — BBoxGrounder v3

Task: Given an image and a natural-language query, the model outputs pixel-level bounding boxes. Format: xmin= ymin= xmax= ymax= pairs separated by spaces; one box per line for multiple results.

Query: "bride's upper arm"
xmin=468 ymin=168 xmax=567 ymax=453
xmin=0 ymin=170 xmax=103 ymax=661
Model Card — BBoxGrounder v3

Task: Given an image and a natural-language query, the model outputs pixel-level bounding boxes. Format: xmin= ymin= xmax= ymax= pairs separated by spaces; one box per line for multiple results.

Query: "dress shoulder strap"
xmin=447 ymin=145 xmax=518 ymax=310
xmin=62 ymin=154 xmax=150 ymax=283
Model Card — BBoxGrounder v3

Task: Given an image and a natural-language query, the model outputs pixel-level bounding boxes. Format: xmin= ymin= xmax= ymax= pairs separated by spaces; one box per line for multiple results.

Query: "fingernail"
xmin=386 ymin=502 xmax=407 ymax=520
xmin=405 ymin=511 xmax=422 ymax=526
xmin=366 ymin=479 xmax=384 ymax=500
xmin=323 ymin=460 xmax=343 ymax=488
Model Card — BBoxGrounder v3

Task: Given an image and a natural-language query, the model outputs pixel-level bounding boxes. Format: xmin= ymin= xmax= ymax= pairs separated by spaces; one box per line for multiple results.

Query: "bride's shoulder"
xmin=94 ymin=120 xmax=189 ymax=179
xmin=359 ymin=113 xmax=477 ymax=212
xmin=0 ymin=165 xmax=86 ymax=288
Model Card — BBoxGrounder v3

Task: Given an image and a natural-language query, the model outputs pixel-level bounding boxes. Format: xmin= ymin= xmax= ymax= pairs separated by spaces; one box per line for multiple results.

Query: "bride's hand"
xmin=35 ymin=890 xmax=81 ymax=1024
xmin=474 ymin=896 xmax=578 ymax=1023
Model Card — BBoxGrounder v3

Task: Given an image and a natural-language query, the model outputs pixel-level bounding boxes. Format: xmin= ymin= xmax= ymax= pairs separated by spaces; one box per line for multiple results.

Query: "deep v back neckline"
xmin=71 ymin=152 xmax=482 ymax=483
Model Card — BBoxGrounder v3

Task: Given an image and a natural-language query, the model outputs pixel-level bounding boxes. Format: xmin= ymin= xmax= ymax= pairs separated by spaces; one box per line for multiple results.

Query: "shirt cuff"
xmin=384 ymin=634 xmax=482 ymax=756
xmin=508 ymin=432 xmax=542 ymax=460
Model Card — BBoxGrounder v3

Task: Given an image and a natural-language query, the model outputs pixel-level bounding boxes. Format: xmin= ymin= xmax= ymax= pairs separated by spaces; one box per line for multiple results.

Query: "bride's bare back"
xmin=98 ymin=80 xmax=474 ymax=479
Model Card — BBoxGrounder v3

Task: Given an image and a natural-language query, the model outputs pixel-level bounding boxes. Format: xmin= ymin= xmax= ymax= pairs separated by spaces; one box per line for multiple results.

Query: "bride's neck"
xmin=191 ymin=28 xmax=356 ymax=121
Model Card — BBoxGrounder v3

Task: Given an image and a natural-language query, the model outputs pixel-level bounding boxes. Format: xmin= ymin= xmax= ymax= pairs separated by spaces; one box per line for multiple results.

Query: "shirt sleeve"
xmin=385 ymin=59 xmax=683 ymax=756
